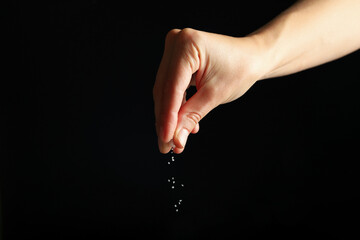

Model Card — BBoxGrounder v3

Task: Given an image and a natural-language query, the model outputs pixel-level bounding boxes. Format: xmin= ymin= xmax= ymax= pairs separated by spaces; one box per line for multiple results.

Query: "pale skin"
xmin=153 ymin=0 xmax=360 ymax=154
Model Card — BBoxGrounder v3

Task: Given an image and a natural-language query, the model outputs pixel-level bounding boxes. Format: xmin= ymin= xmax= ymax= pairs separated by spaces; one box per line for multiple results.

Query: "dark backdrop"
xmin=2 ymin=1 xmax=359 ymax=239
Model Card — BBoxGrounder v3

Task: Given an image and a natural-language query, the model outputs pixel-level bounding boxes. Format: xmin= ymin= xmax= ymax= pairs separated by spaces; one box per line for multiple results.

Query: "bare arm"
xmin=153 ymin=0 xmax=360 ymax=154
xmin=252 ymin=0 xmax=360 ymax=79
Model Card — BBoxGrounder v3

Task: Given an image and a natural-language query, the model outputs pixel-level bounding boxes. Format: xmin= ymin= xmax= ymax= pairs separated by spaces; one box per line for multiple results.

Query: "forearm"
xmin=249 ymin=0 xmax=360 ymax=79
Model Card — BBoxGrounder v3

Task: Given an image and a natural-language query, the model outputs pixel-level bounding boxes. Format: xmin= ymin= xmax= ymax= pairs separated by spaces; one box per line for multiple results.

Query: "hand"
xmin=154 ymin=0 xmax=360 ymax=154
xmin=153 ymin=28 xmax=265 ymax=154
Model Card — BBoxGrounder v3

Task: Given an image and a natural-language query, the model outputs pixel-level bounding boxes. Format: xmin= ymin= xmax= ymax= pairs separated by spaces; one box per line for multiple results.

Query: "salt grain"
xmin=168 ymin=146 xmax=185 ymax=213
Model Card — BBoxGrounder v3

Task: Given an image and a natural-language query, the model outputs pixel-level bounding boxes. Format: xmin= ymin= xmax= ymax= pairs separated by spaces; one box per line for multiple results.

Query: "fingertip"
xmin=158 ymin=138 xmax=172 ymax=154
xmin=191 ymin=123 xmax=200 ymax=134
xmin=173 ymin=146 xmax=184 ymax=154
xmin=173 ymin=128 xmax=189 ymax=149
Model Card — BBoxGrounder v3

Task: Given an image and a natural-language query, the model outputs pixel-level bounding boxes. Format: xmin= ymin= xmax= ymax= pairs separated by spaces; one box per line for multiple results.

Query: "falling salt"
xmin=167 ymin=147 xmax=185 ymax=213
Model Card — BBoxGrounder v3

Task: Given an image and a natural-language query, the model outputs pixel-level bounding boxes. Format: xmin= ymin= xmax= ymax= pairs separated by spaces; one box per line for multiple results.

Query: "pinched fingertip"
xmin=158 ymin=138 xmax=177 ymax=154
xmin=191 ymin=123 xmax=200 ymax=134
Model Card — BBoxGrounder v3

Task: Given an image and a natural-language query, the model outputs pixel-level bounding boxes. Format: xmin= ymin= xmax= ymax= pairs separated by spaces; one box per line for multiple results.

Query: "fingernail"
xmin=177 ymin=128 xmax=188 ymax=148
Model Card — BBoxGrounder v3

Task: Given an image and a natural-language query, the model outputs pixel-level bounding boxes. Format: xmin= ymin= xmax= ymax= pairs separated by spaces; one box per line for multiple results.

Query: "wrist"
xmin=239 ymin=34 xmax=276 ymax=82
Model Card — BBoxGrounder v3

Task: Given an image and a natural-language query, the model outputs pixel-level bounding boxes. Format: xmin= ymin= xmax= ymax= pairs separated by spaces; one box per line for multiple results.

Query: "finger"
xmin=156 ymin=89 xmax=187 ymax=154
xmin=173 ymin=84 xmax=218 ymax=149
xmin=173 ymin=122 xmax=198 ymax=154
xmin=157 ymin=63 xmax=193 ymax=153
xmin=191 ymin=123 xmax=200 ymax=134
xmin=173 ymin=93 xmax=198 ymax=154
xmin=155 ymin=30 xmax=201 ymax=153
xmin=183 ymin=89 xmax=200 ymax=134
xmin=154 ymin=30 xmax=181 ymax=153
xmin=154 ymin=29 xmax=181 ymax=122
xmin=173 ymin=146 xmax=184 ymax=154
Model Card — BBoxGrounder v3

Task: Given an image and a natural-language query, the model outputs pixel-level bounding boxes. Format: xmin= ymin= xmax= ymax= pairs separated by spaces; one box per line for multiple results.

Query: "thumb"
xmin=173 ymin=85 xmax=218 ymax=151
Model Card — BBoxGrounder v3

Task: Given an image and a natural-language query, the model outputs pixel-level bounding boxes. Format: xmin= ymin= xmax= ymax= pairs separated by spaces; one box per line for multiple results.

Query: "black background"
xmin=2 ymin=1 xmax=359 ymax=239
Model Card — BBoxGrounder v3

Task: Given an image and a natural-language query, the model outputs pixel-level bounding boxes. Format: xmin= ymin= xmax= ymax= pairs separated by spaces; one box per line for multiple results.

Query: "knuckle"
xmin=165 ymin=28 xmax=180 ymax=43
xmin=185 ymin=112 xmax=202 ymax=126
xmin=177 ymin=28 xmax=201 ymax=72
xmin=178 ymin=28 xmax=198 ymax=44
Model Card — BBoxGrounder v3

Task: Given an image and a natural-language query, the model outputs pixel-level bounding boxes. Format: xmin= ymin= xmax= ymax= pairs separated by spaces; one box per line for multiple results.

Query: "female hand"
xmin=154 ymin=1 xmax=360 ymax=154
xmin=153 ymin=28 xmax=266 ymax=154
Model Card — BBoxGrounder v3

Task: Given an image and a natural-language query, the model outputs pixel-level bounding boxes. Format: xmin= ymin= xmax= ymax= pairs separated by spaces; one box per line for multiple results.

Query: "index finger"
xmin=153 ymin=29 xmax=201 ymax=153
